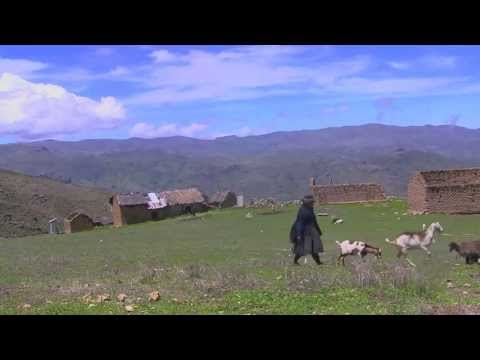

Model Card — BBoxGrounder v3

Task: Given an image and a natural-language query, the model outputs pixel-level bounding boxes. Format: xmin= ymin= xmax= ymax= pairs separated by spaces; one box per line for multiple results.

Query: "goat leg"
xmin=406 ymin=257 xmax=417 ymax=267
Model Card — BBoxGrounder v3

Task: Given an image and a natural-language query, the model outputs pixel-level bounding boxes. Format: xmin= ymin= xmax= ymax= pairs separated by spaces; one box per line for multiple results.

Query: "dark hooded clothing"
xmin=290 ymin=204 xmax=324 ymax=256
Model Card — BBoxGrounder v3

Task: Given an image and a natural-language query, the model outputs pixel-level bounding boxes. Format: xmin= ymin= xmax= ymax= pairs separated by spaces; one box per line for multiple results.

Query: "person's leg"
xmin=311 ymin=253 xmax=322 ymax=265
xmin=294 ymin=254 xmax=301 ymax=265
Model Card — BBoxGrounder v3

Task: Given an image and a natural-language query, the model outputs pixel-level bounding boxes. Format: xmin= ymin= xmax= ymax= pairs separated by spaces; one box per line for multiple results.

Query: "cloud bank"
xmin=0 ymin=73 xmax=126 ymax=139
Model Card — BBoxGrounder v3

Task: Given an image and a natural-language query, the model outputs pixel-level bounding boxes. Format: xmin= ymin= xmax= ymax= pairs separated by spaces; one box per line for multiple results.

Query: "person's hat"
xmin=302 ymin=195 xmax=315 ymax=202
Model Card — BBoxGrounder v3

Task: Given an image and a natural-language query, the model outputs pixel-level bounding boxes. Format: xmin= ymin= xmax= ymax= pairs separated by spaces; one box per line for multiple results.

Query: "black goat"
xmin=449 ymin=240 xmax=480 ymax=265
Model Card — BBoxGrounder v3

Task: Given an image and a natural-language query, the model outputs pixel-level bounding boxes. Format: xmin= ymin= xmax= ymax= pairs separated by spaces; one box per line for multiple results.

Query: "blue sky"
xmin=0 ymin=45 xmax=479 ymax=143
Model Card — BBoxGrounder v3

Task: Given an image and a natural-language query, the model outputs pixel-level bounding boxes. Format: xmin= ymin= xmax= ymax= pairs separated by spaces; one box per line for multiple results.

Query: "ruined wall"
xmin=424 ymin=184 xmax=480 ymax=214
xmin=64 ymin=214 xmax=94 ymax=234
xmin=311 ymin=183 xmax=386 ymax=204
xmin=421 ymin=169 xmax=480 ymax=187
xmin=407 ymin=173 xmax=427 ymax=213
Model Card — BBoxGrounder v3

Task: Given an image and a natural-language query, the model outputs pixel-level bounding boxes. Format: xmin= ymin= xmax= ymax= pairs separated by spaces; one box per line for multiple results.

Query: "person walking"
xmin=289 ymin=195 xmax=324 ymax=265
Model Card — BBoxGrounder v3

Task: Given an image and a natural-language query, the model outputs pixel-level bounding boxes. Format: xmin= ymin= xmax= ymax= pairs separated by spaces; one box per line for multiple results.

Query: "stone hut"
xmin=64 ymin=211 xmax=94 ymax=234
xmin=208 ymin=191 xmax=237 ymax=208
xmin=309 ymin=177 xmax=386 ymax=204
xmin=110 ymin=188 xmax=208 ymax=227
xmin=408 ymin=168 xmax=480 ymax=214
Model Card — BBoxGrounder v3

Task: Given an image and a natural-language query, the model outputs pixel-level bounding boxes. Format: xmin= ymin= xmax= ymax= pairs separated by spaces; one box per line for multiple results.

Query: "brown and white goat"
xmin=335 ymin=240 xmax=366 ymax=266
xmin=385 ymin=222 xmax=444 ymax=267
xmin=360 ymin=243 xmax=382 ymax=260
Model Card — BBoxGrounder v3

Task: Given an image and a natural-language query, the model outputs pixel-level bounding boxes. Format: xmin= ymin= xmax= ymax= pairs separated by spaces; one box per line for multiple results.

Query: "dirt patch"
xmin=422 ymin=304 xmax=480 ymax=315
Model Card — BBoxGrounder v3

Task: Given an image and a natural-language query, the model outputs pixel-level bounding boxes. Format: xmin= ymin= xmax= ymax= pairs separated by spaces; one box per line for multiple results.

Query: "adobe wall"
xmin=422 ymin=169 xmax=480 ymax=186
xmin=64 ymin=214 xmax=94 ymax=234
xmin=424 ymin=184 xmax=480 ymax=214
xmin=311 ymin=184 xmax=386 ymax=204
xmin=120 ymin=205 xmax=158 ymax=225
xmin=407 ymin=173 xmax=427 ymax=213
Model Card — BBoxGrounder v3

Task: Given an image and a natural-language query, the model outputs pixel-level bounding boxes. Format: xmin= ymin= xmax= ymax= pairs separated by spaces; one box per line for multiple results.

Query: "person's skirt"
xmin=292 ymin=225 xmax=324 ymax=256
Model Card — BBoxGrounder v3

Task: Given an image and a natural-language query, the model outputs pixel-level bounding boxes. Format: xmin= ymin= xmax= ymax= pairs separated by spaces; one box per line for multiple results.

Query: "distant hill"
xmin=0 ymin=169 xmax=112 ymax=237
xmin=0 ymin=124 xmax=479 ymax=203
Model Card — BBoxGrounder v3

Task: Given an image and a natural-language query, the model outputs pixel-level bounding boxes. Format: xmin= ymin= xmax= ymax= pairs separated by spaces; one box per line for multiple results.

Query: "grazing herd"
xmin=335 ymin=221 xmax=480 ymax=267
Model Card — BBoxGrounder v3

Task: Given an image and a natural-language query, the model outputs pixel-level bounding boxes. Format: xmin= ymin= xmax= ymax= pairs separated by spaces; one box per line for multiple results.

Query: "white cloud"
xmin=326 ymin=76 xmax=468 ymax=96
xmin=387 ymin=61 xmax=411 ymax=70
xmin=0 ymin=73 xmax=126 ymax=139
xmin=387 ymin=55 xmax=457 ymax=71
xmin=419 ymin=55 xmax=457 ymax=69
xmin=129 ymin=122 xmax=208 ymax=138
xmin=211 ymin=126 xmax=267 ymax=139
xmin=0 ymin=57 xmax=48 ymax=78
xmin=107 ymin=66 xmax=130 ymax=77
xmin=150 ymin=49 xmax=179 ymax=63
xmin=321 ymin=104 xmax=349 ymax=114
xmin=124 ymin=46 xmax=371 ymax=105
xmin=95 ymin=47 xmax=116 ymax=56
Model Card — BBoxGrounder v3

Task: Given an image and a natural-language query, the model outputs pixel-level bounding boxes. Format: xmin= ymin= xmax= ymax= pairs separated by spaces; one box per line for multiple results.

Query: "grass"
xmin=1 ymin=199 xmax=480 ymax=315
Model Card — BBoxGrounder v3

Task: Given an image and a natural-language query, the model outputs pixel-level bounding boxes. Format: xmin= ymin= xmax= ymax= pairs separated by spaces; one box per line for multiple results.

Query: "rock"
xmin=82 ymin=293 xmax=93 ymax=303
xmin=447 ymin=281 xmax=454 ymax=288
xmin=245 ymin=212 xmax=253 ymax=219
xmin=117 ymin=293 xmax=127 ymax=302
xmin=464 ymin=283 xmax=472 ymax=288
xmin=463 ymin=291 xmax=469 ymax=295
xmin=125 ymin=305 xmax=134 ymax=312
xmin=148 ymin=291 xmax=161 ymax=302
xmin=88 ymin=303 xmax=96 ymax=308
xmin=96 ymin=294 xmax=111 ymax=303
xmin=22 ymin=304 xmax=32 ymax=310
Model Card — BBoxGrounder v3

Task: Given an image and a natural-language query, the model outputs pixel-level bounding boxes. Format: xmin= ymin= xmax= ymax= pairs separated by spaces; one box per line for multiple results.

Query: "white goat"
xmin=385 ymin=222 xmax=444 ymax=267
xmin=335 ymin=240 xmax=366 ymax=266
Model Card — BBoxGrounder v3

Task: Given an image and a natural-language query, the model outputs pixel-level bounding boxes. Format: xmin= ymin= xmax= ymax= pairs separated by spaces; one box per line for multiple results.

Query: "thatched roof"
xmin=209 ymin=191 xmax=235 ymax=203
xmin=417 ymin=168 xmax=480 ymax=187
xmin=158 ymin=188 xmax=206 ymax=205
xmin=117 ymin=193 xmax=149 ymax=206
xmin=116 ymin=188 xmax=206 ymax=207
xmin=65 ymin=210 xmax=92 ymax=222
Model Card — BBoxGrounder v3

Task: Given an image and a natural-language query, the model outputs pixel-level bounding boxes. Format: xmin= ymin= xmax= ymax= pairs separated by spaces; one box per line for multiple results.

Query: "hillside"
xmin=0 ymin=169 xmax=112 ymax=237
xmin=0 ymin=124 xmax=479 ymax=200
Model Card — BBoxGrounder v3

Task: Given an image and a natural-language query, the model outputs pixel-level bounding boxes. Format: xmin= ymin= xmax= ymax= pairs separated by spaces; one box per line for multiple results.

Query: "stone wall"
xmin=407 ymin=169 xmax=480 ymax=214
xmin=310 ymin=183 xmax=386 ymax=204
xmin=407 ymin=173 xmax=427 ymax=213
xmin=112 ymin=195 xmax=209 ymax=227
xmin=424 ymin=184 xmax=480 ymax=214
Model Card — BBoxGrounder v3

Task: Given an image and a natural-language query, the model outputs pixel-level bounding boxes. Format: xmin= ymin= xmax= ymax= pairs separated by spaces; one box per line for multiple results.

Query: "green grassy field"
xmin=1 ymin=198 xmax=479 ymax=315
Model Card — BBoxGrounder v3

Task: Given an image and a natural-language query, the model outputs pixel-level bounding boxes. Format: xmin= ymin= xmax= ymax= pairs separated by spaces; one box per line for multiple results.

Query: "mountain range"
xmin=1 ymin=123 xmax=479 ymax=202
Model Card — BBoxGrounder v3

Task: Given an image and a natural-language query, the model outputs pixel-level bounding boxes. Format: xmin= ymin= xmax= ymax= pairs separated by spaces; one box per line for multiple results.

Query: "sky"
xmin=0 ymin=45 xmax=479 ymax=143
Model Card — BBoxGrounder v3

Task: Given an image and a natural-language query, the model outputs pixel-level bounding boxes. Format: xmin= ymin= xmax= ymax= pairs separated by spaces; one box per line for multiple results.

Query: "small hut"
xmin=64 ymin=211 xmax=94 ymax=234
xmin=208 ymin=191 xmax=237 ymax=208
xmin=48 ymin=218 xmax=59 ymax=234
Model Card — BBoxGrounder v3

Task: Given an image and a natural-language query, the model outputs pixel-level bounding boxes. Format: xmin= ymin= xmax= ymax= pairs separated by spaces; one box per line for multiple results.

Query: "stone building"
xmin=110 ymin=188 xmax=208 ymax=227
xmin=208 ymin=191 xmax=237 ymax=208
xmin=408 ymin=168 xmax=480 ymax=214
xmin=309 ymin=177 xmax=386 ymax=204
xmin=64 ymin=211 xmax=94 ymax=234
